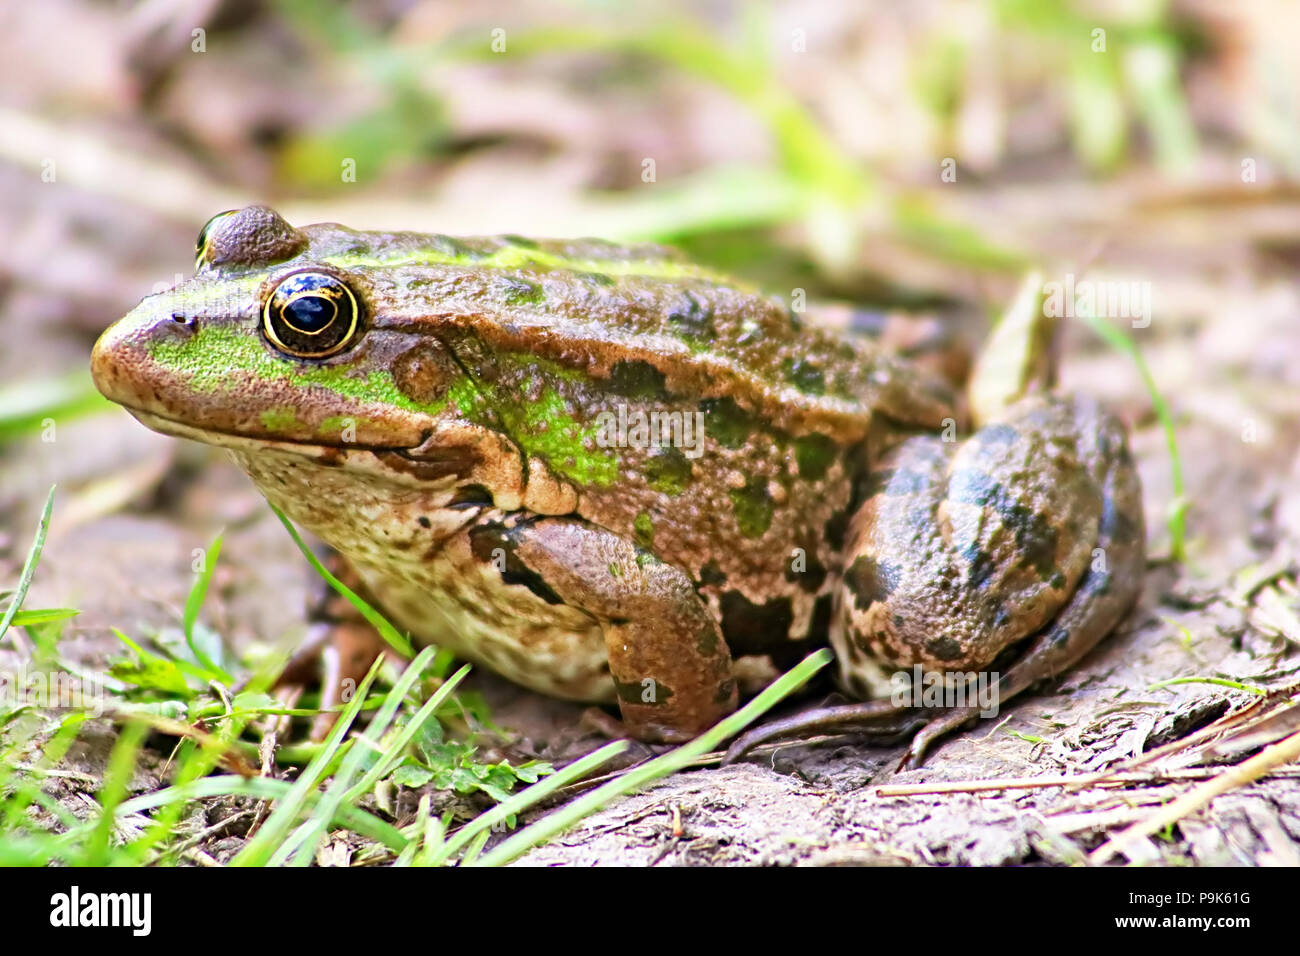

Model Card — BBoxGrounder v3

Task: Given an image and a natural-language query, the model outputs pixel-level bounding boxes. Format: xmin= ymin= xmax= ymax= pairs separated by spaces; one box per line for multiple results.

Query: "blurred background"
xmin=3 ymin=0 xmax=1300 ymax=689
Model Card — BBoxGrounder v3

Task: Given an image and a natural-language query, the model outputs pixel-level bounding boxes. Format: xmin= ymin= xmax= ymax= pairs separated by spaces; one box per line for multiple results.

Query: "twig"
xmin=1088 ymin=728 xmax=1300 ymax=865
xmin=874 ymin=765 xmax=1300 ymax=798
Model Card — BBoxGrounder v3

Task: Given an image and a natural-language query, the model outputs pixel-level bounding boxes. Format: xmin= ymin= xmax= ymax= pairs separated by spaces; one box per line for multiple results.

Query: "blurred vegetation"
xmin=3 ymin=0 xmax=1297 ymax=866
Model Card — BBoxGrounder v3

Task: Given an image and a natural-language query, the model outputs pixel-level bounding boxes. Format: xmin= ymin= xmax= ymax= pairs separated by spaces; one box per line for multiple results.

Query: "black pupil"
xmin=265 ymin=272 xmax=358 ymax=357
xmin=284 ymin=295 xmax=334 ymax=333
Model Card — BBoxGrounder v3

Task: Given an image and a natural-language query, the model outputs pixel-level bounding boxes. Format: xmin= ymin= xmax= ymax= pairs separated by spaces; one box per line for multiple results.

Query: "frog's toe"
xmin=897 ymin=707 xmax=982 ymax=769
xmin=721 ymin=698 xmax=925 ymax=765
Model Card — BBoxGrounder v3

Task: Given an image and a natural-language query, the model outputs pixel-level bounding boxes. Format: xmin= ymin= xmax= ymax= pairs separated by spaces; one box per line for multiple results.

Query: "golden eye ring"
xmin=262 ymin=271 xmax=362 ymax=358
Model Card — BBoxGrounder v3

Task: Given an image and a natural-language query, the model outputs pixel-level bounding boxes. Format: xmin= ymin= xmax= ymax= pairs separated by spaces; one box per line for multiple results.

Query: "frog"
xmin=90 ymin=205 xmax=1145 ymax=766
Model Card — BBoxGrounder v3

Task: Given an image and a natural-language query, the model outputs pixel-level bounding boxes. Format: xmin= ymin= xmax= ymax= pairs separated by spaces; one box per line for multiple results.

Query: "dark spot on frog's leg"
xmin=949 ymin=470 xmax=1060 ymax=580
xmin=719 ymin=591 xmax=794 ymax=654
xmin=467 ymin=521 xmax=565 ymax=606
xmin=644 ymin=447 xmax=692 ymax=495
xmin=845 ymin=554 xmax=900 ymax=606
xmin=1010 ymin=504 xmax=1060 ymax=580
xmin=925 ymin=636 xmax=964 ymax=661
xmin=613 ymin=678 xmax=674 ymax=705
xmin=417 ymin=516 xmax=431 ymax=528
xmin=785 ymin=554 xmax=827 ymax=592
xmin=696 ymin=624 xmax=718 ymax=656
xmin=794 ymin=434 xmax=837 ymax=481
xmin=823 ymin=509 xmax=849 ymax=551
xmin=607 ymin=360 xmax=669 ymax=400
xmin=806 ymin=594 xmax=834 ymax=643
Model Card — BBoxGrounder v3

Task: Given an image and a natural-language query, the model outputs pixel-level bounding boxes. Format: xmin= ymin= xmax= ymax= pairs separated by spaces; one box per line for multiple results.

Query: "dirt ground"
xmin=6 ymin=173 xmax=1300 ymax=866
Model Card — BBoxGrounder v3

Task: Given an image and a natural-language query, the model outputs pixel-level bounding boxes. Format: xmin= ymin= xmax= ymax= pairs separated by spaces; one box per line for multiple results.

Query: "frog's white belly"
xmin=232 ymin=447 xmax=616 ymax=702
xmin=354 ymin=548 xmax=615 ymax=703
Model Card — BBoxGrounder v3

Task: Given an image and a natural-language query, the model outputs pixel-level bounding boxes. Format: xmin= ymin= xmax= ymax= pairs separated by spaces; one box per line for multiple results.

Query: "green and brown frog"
xmin=91 ymin=205 xmax=1145 ymax=766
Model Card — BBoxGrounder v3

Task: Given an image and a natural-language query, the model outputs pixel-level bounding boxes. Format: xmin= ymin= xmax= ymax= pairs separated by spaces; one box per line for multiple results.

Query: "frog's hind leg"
xmin=899 ymin=403 xmax=1145 ymax=767
xmin=726 ymin=395 xmax=1144 ymax=768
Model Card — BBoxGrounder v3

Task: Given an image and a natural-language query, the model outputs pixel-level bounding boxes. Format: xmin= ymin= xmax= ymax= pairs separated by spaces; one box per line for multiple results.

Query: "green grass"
xmin=0 ymin=490 xmax=830 ymax=866
xmin=1077 ymin=310 xmax=1187 ymax=561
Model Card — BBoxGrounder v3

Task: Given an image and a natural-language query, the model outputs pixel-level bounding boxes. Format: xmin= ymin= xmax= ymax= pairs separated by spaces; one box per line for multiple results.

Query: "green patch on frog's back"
xmin=320 ymin=242 xmax=728 ymax=284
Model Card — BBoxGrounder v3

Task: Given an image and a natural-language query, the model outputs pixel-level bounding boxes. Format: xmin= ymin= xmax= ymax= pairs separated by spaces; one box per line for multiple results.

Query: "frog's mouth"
xmin=125 ymin=408 xmax=481 ymax=490
xmin=127 ymin=408 xmax=408 ymax=463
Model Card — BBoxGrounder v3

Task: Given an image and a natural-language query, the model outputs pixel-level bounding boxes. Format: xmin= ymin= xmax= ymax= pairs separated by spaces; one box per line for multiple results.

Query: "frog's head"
xmin=92 ymin=205 xmax=521 ymax=499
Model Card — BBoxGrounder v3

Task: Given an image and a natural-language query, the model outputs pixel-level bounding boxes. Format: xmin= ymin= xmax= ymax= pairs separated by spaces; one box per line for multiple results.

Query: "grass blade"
xmin=270 ymin=504 xmax=414 ymax=656
xmin=182 ymin=531 xmax=232 ymax=682
xmin=471 ymin=648 xmax=833 ymax=867
xmin=0 ymin=486 xmax=56 ymax=644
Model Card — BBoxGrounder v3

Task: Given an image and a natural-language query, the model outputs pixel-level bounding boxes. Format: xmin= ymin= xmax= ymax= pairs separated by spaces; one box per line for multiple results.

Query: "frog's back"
xmin=302 ymin=221 xmax=954 ymax=442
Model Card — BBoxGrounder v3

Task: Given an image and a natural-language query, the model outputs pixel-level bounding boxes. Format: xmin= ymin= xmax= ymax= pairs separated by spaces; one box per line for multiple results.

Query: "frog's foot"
xmin=575 ymin=708 xmax=675 ymax=764
xmin=276 ymin=553 xmax=399 ymax=741
xmin=721 ymin=698 xmax=927 ymax=765
xmin=468 ymin=514 xmax=738 ymax=744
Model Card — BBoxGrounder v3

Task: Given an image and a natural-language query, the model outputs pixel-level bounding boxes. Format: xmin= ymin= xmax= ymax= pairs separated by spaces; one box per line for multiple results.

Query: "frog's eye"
xmin=263 ymin=271 xmax=362 ymax=359
xmin=195 ymin=210 xmax=239 ymax=270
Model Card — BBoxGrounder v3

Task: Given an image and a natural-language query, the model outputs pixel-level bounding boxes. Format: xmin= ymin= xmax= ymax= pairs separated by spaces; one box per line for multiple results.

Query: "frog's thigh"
xmin=906 ymin=398 xmax=1145 ymax=757
xmin=471 ymin=514 xmax=736 ymax=744
xmin=836 ymin=397 xmax=1111 ymax=692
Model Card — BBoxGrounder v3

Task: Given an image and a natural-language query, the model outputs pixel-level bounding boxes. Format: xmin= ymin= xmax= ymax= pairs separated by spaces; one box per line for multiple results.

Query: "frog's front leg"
xmin=468 ymin=514 xmax=737 ymax=743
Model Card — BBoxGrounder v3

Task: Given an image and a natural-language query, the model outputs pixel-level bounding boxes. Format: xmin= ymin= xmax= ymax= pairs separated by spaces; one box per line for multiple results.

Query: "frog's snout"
xmin=91 ymin=301 xmax=190 ymax=412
